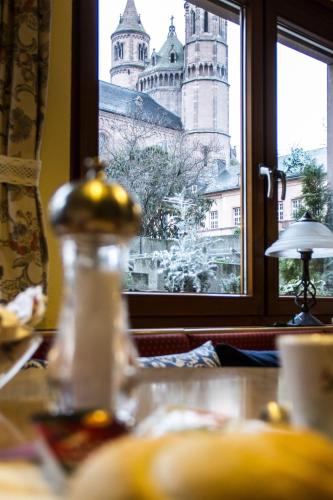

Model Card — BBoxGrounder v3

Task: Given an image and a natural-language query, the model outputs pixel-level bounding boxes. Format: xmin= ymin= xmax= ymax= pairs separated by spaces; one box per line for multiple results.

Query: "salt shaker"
xmin=47 ymin=159 xmax=141 ymax=417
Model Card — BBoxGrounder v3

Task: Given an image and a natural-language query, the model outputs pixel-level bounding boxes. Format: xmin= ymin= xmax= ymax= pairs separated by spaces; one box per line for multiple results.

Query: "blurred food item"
xmin=5 ymin=285 xmax=47 ymax=328
xmin=69 ymin=434 xmax=182 ymax=500
xmin=69 ymin=428 xmax=333 ymax=500
xmin=0 ymin=286 xmax=47 ymax=343
xmin=136 ymin=405 xmax=230 ymax=437
xmin=0 ymin=461 xmax=56 ymax=498
xmin=33 ymin=410 xmax=128 ymax=473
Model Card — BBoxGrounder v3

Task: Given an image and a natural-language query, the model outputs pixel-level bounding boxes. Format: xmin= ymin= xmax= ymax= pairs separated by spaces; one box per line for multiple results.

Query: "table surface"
xmin=0 ymin=367 xmax=283 ymax=497
xmin=0 ymin=366 xmax=281 ymax=450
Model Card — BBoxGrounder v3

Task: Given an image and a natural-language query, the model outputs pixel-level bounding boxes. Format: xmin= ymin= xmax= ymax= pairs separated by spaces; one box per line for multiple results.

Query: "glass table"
xmin=0 ymin=366 xmax=280 ymax=447
xmin=0 ymin=366 xmax=282 ymax=496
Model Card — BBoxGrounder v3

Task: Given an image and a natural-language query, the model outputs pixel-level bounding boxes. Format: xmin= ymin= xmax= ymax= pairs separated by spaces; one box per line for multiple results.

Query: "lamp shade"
xmin=265 ymin=212 xmax=333 ymax=259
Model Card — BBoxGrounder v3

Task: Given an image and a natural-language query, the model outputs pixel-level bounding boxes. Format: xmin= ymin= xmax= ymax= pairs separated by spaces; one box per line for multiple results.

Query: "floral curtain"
xmin=0 ymin=0 xmax=51 ymax=303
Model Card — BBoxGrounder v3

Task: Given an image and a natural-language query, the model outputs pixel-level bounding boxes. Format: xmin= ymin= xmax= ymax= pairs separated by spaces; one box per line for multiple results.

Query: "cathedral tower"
xmin=110 ymin=0 xmax=150 ymax=90
xmin=182 ymin=3 xmax=230 ymax=166
xmin=138 ymin=18 xmax=184 ymax=117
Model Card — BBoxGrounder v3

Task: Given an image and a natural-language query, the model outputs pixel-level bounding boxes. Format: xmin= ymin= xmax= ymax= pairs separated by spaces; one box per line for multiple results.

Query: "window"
xmin=98 ymin=0 xmax=243 ymax=299
xmin=219 ymin=18 xmax=225 ymax=38
xmin=277 ymin=201 xmax=284 ymax=222
xmin=204 ymin=11 xmax=209 ymax=32
xmin=170 ymin=51 xmax=176 ymax=63
xmin=291 ymin=198 xmax=302 ymax=219
xmin=138 ymin=44 xmax=146 ymax=61
xmin=74 ymin=0 xmax=333 ymax=327
xmin=202 ymin=146 xmax=209 ymax=167
xmin=210 ymin=210 xmax=218 ymax=229
xmin=114 ymin=42 xmax=124 ymax=61
xmin=233 ymin=207 xmax=241 ymax=226
xmin=191 ymin=9 xmax=196 ymax=35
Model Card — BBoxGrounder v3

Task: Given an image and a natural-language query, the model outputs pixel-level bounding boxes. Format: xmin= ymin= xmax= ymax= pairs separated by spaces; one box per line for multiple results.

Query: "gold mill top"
xmin=49 ymin=158 xmax=141 ymax=239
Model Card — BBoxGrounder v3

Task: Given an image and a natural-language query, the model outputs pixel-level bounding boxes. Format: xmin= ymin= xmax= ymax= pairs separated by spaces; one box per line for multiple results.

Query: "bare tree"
xmin=100 ymin=108 xmax=224 ymax=239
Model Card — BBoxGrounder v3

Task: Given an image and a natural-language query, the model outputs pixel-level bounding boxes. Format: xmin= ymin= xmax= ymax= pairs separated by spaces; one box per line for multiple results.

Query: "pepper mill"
xmin=47 ymin=158 xmax=141 ymax=417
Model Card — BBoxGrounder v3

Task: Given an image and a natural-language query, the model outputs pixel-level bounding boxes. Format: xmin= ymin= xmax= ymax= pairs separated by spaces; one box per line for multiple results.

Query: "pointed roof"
xmin=113 ymin=0 xmax=148 ymax=35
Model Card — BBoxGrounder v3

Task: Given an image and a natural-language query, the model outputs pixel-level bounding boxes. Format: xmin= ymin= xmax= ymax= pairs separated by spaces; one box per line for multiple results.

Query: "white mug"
xmin=278 ymin=334 xmax=333 ymax=437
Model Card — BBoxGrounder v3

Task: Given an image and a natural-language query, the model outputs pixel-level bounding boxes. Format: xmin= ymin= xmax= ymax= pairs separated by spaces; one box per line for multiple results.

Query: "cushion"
xmin=138 ymin=341 xmax=222 ymax=368
xmin=215 ymin=343 xmax=280 ymax=367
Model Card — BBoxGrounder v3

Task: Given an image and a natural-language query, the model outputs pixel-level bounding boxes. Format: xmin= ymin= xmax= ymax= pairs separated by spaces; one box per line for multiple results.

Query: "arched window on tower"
xmin=191 ymin=10 xmax=196 ymax=35
xmin=151 ymin=49 xmax=157 ymax=66
xmin=219 ymin=19 xmax=225 ymax=37
xmin=114 ymin=42 xmax=124 ymax=61
xmin=138 ymin=44 xmax=146 ymax=61
xmin=170 ymin=51 xmax=176 ymax=63
xmin=204 ymin=11 xmax=209 ymax=32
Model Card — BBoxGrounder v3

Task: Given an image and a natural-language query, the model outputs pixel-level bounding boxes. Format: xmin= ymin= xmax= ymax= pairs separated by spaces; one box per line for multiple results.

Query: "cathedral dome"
xmin=147 ymin=18 xmax=184 ymax=72
xmin=113 ymin=0 xmax=148 ymax=36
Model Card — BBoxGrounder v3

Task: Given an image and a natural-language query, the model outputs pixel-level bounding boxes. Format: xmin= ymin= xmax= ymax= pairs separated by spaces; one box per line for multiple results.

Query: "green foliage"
xmin=296 ymin=162 xmax=330 ymax=223
xmin=279 ymin=259 xmax=333 ymax=297
xmin=283 ymin=147 xmax=329 ymax=222
xmin=279 ymin=259 xmax=301 ymax=285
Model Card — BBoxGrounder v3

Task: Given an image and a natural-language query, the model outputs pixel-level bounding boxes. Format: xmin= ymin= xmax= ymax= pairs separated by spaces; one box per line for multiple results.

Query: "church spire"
xmin=115 ymin=0 xmax=147 ymax=34
xmin=168 ymin=15 xmax=176 ymax=37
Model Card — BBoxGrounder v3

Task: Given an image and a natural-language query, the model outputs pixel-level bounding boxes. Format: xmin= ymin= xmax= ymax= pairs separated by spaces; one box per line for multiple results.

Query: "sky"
xmin=99 ymin=0 xmax=328 ymax=156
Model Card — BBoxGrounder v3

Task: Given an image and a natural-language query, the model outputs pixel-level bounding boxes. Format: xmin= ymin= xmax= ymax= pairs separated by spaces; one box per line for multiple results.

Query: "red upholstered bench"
xmin=187 ymin=332 xmax=280 ymax=351
xmin=133 ymin=327 xmax=333 ymax=356
xmin=35 ymin=326 xmax=333 ymax=360
xmin=132 ymin=333 xmax=190 ymax=357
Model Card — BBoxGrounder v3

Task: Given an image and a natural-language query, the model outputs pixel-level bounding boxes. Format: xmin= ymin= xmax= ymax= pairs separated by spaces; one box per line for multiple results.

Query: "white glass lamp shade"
xmin=265 ymin=213 xmax=333 ymax=259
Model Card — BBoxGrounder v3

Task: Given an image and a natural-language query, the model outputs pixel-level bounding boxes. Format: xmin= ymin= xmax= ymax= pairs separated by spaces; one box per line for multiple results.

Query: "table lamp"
xmin=265 ymin=212 xmax=333 ymax=326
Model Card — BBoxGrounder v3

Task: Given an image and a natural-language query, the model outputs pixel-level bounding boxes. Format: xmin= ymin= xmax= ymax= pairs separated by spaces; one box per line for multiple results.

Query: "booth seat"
xmin=35 ymin=325 xmax=333 ymax=360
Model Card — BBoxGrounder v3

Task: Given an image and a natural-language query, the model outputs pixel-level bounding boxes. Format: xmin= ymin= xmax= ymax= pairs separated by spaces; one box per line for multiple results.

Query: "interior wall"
xmin=39 ymin=0 xmax=72 ymax=328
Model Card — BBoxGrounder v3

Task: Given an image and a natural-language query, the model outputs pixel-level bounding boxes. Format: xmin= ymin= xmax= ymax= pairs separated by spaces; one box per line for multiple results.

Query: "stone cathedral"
xmin=100 ymin=0 xmax=237 ymax=178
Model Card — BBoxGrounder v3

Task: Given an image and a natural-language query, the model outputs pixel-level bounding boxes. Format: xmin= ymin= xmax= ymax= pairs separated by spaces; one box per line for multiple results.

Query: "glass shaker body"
xmin=47 ymin=234 xmax=137 ymax=416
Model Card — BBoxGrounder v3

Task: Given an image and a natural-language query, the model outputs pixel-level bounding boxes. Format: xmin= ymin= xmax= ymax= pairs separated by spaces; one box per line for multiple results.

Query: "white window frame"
xmin=291 ymin=198 xmax=302 ymax=219
xmin=233 ymin=207 xmax=241 ymax=226
xmin=210 ymin=210 xmax=218 ymax=229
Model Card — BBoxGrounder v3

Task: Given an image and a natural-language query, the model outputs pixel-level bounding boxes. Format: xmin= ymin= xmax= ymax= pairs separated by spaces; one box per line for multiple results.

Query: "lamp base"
xmin=287 ymin=312 xmax=323 ymax=327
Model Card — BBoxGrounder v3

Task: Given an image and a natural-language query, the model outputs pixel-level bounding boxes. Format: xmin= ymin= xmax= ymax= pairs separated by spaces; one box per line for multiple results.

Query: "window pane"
xmin=277 ymin=34 xmax=333 ymax=297
xmin=98 ymin=0 xmax=245 ymax=295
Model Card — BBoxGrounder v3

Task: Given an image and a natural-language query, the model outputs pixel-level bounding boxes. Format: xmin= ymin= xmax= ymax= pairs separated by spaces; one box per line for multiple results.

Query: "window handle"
xmin=259 ymin=164 xmax=286 ymax=201
xmin=259 ymin=164 xmax=273 ymax=199
xmin=276 ymin=169 xmax=286 ymax=201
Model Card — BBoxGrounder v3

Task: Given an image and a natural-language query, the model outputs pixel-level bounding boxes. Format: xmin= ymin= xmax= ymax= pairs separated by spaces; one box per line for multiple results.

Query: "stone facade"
xmin=108 ymin=0 xmax=231 ymax=169
xmin=102 ymin=0 xmax=330 ymax=242
xmin=110 ymin=0 xmax=150 ymax=89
